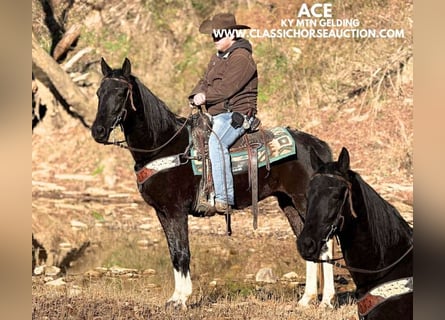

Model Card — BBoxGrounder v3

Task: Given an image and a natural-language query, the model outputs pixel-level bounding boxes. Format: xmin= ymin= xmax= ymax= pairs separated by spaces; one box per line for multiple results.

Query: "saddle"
xmin=191 ymin=112 xmax=271 ymax=230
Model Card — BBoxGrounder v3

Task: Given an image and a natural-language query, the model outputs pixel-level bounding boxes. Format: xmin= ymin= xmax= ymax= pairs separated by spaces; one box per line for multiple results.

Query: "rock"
xmin=109 ymin=265 xmax=138 ymax=275
xmin=281 ymin=271 xmax=299 ymax=281
xmin=209 ymin=278 xmax=224 ymax=286
xmin=70 ymin=219 xmax=88 ymax=229
xmin=137 ymin=239 xmax=149 ymax=247
xmin=45 ymin=266 xmax=61 ymax=276
xmin=255 ymin=267 xmax=278 ymax=283
xmin=45 ymin=278 xmax=66 ymax=286
xmin=142 ymin=268 xmax=156 ymax=275
xmin=85 ymin=269 xmax=102 ymax=278
xmin=95 ymin=267 xmax=108 ymax=273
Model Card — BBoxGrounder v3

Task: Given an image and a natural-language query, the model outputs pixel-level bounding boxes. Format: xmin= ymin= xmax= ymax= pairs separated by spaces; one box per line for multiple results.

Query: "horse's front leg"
xmin=298 ymin=260 xmax=319 ymax=306
xmin=298 ymin=240 xmax=335 ymax=308
xmin=156 ymin=210 xmax=192 ymax=310
xmin=278 ymin=200 xmax=322 ymax=307
xmin=320 ymin=239 xmax=335 ymax=308
xmin=278 ymin=196 xmax=336 ymax=307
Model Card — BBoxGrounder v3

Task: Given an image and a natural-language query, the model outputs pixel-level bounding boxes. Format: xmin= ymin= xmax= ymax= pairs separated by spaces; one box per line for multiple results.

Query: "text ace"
xmin=297 ymin=3 xmax=333 ymax=18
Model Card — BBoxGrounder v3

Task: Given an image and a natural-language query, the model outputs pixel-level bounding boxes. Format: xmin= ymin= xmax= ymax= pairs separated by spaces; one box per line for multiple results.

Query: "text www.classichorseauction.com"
xmin=213 ymin=2 xmax=405 ymax=39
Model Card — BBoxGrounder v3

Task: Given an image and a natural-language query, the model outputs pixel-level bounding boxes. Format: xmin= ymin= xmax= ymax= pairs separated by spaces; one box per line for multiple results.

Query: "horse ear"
xmin=101 ymin=57 xmax=112 ymax=76
xmin=338 ymin=147 xmax=350 ymax=173
xmin=310 ymin=147 xmax=325 ymax=171
xmin=122 ymin=58 xmax=131 ymax=77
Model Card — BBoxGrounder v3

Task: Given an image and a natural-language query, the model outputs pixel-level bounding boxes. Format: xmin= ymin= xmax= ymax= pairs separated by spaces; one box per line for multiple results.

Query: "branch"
xmin=32 ymin=32 xmax=96 ymax=126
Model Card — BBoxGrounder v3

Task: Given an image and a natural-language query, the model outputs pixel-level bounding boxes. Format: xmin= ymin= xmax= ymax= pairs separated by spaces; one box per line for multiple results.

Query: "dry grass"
xmin=33 ymin=280 xmax=357 ymax=320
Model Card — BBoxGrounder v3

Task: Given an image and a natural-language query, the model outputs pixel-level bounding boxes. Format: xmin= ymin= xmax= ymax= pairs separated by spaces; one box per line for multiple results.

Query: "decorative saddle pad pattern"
xmin=190 ymin=127 xmax=296 ymax=175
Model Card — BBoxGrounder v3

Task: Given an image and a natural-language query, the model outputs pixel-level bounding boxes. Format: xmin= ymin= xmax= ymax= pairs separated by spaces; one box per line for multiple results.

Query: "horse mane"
xmin=349 ymin=171 xmax=413 ymax=260
xmin=133 ymin=77 xmax=185 ymax=145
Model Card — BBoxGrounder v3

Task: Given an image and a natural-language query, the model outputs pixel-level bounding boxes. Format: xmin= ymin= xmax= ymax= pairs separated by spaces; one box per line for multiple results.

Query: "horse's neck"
xmin=123 ymin=116 xmax=187 ymax=166
xmin=339 ymin=225 xmax=381 ymax=295
xmin=340 ymin=218 xmax=376 ymax=268
xmin=339 ymin=216 xmax=411 ymax=295
xmin=341 ymin=182 xmax=379 ymax=270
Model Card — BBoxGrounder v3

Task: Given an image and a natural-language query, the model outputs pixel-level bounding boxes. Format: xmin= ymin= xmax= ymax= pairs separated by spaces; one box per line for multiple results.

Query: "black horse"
xmin=92 ymin=58 xmax=336 ymax=309
xmin=297 ymin=147 xmax=413 ymax=320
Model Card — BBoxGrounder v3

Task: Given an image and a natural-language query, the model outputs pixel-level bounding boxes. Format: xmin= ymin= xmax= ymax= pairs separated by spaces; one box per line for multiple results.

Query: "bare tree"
xmin=32 ymin=32 xmax=96 ymax=126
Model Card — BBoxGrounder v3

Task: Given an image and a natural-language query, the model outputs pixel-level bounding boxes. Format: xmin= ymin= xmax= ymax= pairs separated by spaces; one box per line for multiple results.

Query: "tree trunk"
xmin=32 ymin=32 xmax=96 ymax=126
xmin=52 ymin=24 xmax=81 ymax=62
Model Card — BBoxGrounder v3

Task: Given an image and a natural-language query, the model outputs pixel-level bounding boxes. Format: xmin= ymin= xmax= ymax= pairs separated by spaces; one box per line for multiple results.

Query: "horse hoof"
xmin=297 ymin=294 xmax=317 ymax=307
xmin=165 ymin=300 xmax=187 ymax=311
xmin=320 ymin=300 xmax=335 ymax=309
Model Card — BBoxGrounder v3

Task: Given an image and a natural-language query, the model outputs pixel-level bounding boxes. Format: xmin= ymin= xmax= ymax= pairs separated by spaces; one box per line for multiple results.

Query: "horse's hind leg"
xmin=156 ymin=210 xmax=192 ymax=310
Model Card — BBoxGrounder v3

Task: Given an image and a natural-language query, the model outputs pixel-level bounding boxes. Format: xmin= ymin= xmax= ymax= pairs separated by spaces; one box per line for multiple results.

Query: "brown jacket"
xmin=189 ymin=38 xmax=258 ymax=116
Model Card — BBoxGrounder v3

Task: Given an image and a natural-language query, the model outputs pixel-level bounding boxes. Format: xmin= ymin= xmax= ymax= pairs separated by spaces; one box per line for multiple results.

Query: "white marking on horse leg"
xmin=167 ymin=268 xmax=192 ymax=309
xmin=320 ymin=239 xmax=335 ymax=308
xmin=298 ymin=261 xmax=318 ymax=306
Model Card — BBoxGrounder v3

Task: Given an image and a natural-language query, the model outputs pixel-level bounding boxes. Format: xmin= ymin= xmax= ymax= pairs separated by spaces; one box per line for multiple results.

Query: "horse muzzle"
xmin=91 ymin=124 xmax=110 ymax=144
xmin=297 ymin=235 xmax=322 ymax=261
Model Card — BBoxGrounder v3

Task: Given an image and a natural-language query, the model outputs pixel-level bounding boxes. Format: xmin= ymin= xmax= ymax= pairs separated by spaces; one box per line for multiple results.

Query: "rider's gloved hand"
xmin=193 ymin=93 xmax=206 ymax=106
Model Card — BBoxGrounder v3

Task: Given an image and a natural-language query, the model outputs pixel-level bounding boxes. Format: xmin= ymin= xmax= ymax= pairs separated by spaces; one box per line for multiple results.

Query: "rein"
xmin=109 ymin=116 xmax=191 ymax=154
xmin=316 ymin=244 xmax=413 ymax=274
xmin=311 ymin=172 xmax=413 ymax=274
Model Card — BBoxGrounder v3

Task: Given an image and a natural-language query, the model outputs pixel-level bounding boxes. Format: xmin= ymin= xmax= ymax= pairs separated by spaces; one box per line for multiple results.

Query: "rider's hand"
xmin=193 ymin=93 xmax=206 ymax=106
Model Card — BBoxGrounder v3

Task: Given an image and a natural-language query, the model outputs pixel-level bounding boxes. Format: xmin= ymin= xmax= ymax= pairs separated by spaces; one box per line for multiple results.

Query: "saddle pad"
xmin=191 ymin=127 xmax=296 ymax=175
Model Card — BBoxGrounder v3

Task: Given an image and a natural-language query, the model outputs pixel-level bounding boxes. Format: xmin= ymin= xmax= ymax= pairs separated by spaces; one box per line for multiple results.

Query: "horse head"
xmin=92 ymin=57 xmax=135 ymax=144
xmin=297 ymin=147 xmax=356 ymax=261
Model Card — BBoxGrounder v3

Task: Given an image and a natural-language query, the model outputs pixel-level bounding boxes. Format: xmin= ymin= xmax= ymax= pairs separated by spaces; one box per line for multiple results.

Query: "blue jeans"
xmin=209 ymin=112 xmax=246 ymax=205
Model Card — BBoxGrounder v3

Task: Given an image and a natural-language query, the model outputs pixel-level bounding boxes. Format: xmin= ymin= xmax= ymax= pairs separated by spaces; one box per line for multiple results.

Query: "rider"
xmin=189 ymin=13 xmax=258 ymax=213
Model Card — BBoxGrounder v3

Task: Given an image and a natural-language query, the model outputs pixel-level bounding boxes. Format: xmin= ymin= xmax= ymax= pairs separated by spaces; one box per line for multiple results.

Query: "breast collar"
xmin=357 ymin=277 xmax=413 ymax=318
xmin=135 ymin=155 xmax=184 ymax=185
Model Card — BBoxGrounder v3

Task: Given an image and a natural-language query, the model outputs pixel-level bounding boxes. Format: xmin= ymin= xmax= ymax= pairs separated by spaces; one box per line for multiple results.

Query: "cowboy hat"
xmin=199 ymin=13 xmax=250 ymax=34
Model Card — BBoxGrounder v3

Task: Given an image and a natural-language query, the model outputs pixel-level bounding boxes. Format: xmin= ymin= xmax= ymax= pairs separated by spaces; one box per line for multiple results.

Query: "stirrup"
xmin=215 ymin=201 xmax=230 ymax=213
xmin=195 ymin=200 xmax=216 ymax=216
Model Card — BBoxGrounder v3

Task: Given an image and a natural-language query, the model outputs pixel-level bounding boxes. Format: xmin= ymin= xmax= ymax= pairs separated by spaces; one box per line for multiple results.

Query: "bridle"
xmin=99 ymin=76 xmax=191 ymax=154
xmin=102 ymin=77 xmax=137 ymax=114
xmin=310 ymin=172 xmax=413 ymax=274
xmin=100 ymin=77 xmax=135 ymax=134
xmin=310 ymin=173 xmax=357 ymax=244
